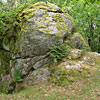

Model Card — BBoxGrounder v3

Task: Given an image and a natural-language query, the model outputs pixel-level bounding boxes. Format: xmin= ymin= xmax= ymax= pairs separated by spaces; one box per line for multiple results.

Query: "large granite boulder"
xmin=10 ymin=1 xmax=75 ymax=76
xmin=16 ymin=2 xmax=75 ymax=56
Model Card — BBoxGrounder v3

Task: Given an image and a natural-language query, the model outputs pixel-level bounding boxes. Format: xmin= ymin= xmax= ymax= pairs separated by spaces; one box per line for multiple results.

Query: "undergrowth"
xmin=48 ymin=43 xmax=70 ymax=62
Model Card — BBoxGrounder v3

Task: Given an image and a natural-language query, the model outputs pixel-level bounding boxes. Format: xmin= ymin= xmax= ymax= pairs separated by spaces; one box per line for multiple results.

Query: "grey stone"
xmin=20 ymin=31 xmax=63 ymax=57
xmin=65 ymin=33 xmax=90 ymax=50
xmin=68 ymin=49 xmax=83 ymax=60
xmin=60 ymin=62 xmax=82 ymax=69
xmin=32 ymin=67 xmax=50 ymax=84
xmin=82 ymin=56 xmax=95 ymax=65
xmin=24 ymin=67 xmax=50 ymax=85
xmin=93 ymin=52 xmax=100 ymax=58
xmin=65 ymin=64 xmax=82 ymax=69
xmin=10 ymin=55 xmax=52 ymax=76
xmin=33 ymin=57 xmax=52 ymax=69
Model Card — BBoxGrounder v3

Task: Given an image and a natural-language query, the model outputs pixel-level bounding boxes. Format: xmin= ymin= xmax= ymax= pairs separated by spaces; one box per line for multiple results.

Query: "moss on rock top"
xmin=17 ymin=1 xmax=75 ymax=37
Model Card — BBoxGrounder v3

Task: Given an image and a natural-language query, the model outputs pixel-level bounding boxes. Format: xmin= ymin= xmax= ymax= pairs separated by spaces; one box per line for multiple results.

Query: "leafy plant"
xmin=48 ymin=43 xmax=70 ymax=62
xmin=97 ymin=93 xmax=100 ymax=96
xmin=13 ymin=69 xmax=23 ymax=82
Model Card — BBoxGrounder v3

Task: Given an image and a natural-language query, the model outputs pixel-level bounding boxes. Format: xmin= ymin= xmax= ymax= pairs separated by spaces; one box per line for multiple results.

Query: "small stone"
xmin=82 ymin=56 xmax=95 ymax=65
xmin=68 ymin=49 xmax=83 ymax=60
xmin=65 ymin=33 xmax=90 ymax=50
xmin=65 ymin=64 xmax=82 ymax=69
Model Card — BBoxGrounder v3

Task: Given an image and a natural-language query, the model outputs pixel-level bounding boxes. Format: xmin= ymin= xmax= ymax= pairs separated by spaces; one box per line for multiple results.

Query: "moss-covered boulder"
xmin=10 ymin=2 xmax=75 ymax=75
xmin=16 ymin=1 xmax=75 ymax=56
xmin=64 ymin=33 xmax=90 ymax=50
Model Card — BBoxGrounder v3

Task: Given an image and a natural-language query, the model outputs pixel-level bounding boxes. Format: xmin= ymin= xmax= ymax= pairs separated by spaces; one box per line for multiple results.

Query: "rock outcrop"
xmin=11 ymin=1 xmax=75 ymax=76
xmin=0 ymin=2 xmax=75 ymax=75
xmin=0 ymin=1 xmax=75 ymax=93
xmin=0 ymin=1 xmax=99 ymax=93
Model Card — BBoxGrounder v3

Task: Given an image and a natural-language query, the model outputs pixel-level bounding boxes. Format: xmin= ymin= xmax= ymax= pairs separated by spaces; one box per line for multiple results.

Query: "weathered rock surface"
xmin=24 ymin=67 xmax=50 ymax=85
xmin=11 ymin=55 xmax=51 ymax=76
xmin=16 ymin=1 xmax=75 ymax=57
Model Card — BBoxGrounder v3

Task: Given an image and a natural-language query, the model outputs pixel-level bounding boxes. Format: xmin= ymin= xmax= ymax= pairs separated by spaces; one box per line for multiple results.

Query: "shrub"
xmin=48 ymin=43 xmax=70 ymax=62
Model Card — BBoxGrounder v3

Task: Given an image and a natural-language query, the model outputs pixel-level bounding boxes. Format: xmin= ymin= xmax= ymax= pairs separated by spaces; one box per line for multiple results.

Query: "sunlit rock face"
xmin=17 ymin=2 xmax=75 ymax=57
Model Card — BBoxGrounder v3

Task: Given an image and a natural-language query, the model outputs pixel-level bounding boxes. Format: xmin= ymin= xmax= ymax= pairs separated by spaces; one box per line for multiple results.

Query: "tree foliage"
xmin=64 ymin=0 xmax=100 ymax=52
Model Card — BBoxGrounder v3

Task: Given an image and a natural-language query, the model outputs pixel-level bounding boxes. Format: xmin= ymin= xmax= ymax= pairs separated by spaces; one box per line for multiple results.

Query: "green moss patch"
xmin=52 ymin=13 xmax=69 ymax=37
xmin=17 ymin=2 xmax=59 ymax=22
xmin=0 ymin=50 xmax=11 ymax=79
xmin=49 ymin=63 xmax=91 ymax=87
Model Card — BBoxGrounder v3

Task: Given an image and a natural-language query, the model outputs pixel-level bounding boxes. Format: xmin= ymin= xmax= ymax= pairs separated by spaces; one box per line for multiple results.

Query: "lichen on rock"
xmin=17 ymin=1 xmax=75 ymax=37
xmin=0 ymin=2 xmax=76 ymax=92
